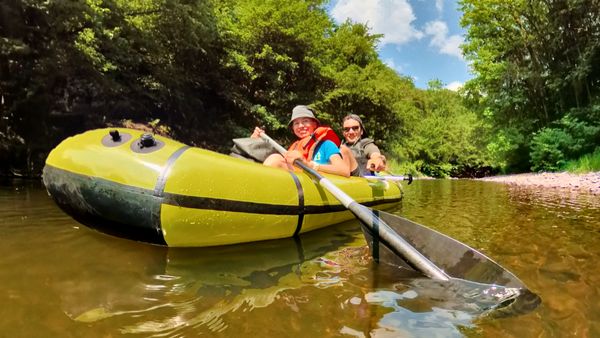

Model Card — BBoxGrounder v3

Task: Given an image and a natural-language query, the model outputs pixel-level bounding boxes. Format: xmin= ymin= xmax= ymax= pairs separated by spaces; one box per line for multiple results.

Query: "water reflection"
xmin=57 ymin=236 xmax=528 ymax=337
xmin=53 ymin=224 xmax=352 ymax=333
xmin=58 ymin=227 xmax=514 ymax=336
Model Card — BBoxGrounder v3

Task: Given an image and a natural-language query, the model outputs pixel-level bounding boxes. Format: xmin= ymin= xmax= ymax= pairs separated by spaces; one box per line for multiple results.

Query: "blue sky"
xmin=328 ymin=0 xmax=471 ymax=90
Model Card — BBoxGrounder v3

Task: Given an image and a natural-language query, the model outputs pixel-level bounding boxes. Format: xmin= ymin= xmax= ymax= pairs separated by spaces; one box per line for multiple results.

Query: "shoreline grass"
xmin=563 ymin=148 xmax=600 ymax=173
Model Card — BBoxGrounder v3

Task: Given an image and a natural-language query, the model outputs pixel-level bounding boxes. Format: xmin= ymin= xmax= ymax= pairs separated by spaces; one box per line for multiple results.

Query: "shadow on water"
xmin=1 ymin=179 xmax=596 ymax=336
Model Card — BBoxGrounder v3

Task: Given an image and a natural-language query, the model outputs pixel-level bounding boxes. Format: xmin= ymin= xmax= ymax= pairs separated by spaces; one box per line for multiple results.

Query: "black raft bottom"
xmin=42 ymin=165 xmax=167 ymax=246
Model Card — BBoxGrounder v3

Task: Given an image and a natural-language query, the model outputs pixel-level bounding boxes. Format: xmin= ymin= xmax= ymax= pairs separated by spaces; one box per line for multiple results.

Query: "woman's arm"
xmin=311 ymin=154 xmax=350 ymax=177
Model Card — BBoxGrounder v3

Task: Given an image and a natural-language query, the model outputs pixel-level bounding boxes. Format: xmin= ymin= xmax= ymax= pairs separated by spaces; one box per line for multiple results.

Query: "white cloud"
xmin=445 ymin=81 xmax=463 ymax=91
xmin=435 ymin=0 xmax=444 ymax=13
xmin=330 ymin=0 xmax=423 ymax=46
xmin=424 ymin=20 xmax=464 ymax=59
xmin=383 ymin=58 xmax=403 ymax=73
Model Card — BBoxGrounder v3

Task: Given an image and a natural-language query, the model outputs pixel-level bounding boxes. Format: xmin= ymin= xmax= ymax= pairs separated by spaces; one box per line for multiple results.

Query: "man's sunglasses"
xmin=343 ymin=126 xmax=360 ymax=132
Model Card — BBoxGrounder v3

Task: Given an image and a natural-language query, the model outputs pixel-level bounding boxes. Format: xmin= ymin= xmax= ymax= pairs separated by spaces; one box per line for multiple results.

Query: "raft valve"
xmin=140 ymin=133 xmax=156 ymax=148
xmin=109 ymin=130 xmax=121 ymax=142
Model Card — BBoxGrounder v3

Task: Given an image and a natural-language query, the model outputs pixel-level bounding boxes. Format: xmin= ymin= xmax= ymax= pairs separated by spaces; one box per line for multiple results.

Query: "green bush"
xmin=485 ymin=127 xmax=529 ymax=173
xmin=420 ymin=162 xmax=454 ymax=178
xmin=530 ymin=128 xmax=572 ymax=171
xmin=530 ymin=114 xmax=600 ymax=171
xmin=387 ymin=159 xmax=420 ymax=177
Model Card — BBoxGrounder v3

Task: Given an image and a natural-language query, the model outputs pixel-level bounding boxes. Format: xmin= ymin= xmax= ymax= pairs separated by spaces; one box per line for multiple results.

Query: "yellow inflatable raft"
xmin=42 ymin=128 xmax=402 ymax=247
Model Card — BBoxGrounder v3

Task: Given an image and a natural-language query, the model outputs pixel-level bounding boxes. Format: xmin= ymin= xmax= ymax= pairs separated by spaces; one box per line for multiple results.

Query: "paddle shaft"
xmin=259 ymin=133 xmax=449 ymax=281
xmin=363 ymin=175 xmax=412 ymax=182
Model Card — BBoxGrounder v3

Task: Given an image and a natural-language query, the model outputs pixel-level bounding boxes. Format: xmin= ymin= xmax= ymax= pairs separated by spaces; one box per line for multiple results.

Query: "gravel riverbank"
xmin=478 ymin=172 xmax=600 ymax=195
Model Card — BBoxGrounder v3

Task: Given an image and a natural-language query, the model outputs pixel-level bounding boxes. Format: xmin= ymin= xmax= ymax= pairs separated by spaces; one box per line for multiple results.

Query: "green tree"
xmin=0 ymin=0 xmax=487 ymax=178
xmin=401 ymin=83 xmax=489 ymax=177
xmin=460 ymin=0 xmax=600 ymax=171
xmin=316 ymin=21 xmax=416 ymax=152
xmin=214 ymin=0 xmax=332 ymax=142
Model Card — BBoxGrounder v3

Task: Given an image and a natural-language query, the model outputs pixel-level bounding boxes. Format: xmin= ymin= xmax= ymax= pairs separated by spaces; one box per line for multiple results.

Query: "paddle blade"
xmin=375 ymin=278 xmax=541 ymax=319
xmin=368 ymin=209 xmax=528 ymax=289
xmin=359 ymin=222 xmax=425 ymax=279
xmin=360 ymin=210 xmax=541 ymax=317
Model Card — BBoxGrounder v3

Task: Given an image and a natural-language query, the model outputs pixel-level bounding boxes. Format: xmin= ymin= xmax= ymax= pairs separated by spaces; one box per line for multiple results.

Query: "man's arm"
xmin=363 ymin=141 xmax=386 ymax=172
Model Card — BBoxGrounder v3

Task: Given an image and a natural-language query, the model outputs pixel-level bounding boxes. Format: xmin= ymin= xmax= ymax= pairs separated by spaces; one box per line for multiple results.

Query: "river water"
xmin=0 ymin=178 xmax=598 ymax=337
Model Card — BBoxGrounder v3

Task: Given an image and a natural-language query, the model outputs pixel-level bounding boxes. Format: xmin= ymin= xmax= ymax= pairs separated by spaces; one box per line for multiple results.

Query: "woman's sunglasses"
xmin=343 ymin=126 xmax=360 ymax=132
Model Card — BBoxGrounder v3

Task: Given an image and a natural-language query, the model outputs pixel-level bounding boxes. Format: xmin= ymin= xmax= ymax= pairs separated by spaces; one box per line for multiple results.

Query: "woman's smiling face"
xmin=291 ymin=118 xmax=318 ymax=138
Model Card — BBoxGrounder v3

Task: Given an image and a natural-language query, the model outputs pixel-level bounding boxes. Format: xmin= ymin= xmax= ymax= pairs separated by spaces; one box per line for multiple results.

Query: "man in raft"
xmin=340 ymin=114 xmax=387 ymax=176
xmin=251 ymin=105 xmax=350 ymax=177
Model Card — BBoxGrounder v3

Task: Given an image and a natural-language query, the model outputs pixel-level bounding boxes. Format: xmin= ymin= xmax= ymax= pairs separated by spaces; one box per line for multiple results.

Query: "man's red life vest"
xmin=288 ymin=127 xmax=341 ymax=161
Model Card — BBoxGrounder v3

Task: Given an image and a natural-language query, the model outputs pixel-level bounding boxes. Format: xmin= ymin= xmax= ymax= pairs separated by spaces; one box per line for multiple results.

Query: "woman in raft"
xmin=251 ymin=105 xmax=350 ymax=177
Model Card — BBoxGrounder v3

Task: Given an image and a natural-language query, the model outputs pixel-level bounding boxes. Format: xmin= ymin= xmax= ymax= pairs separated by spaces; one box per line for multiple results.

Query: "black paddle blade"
xmin=359 ymin=209 xmax=541 ymax=317
xmin=369 ymin=209 xmax=526 ymax=287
